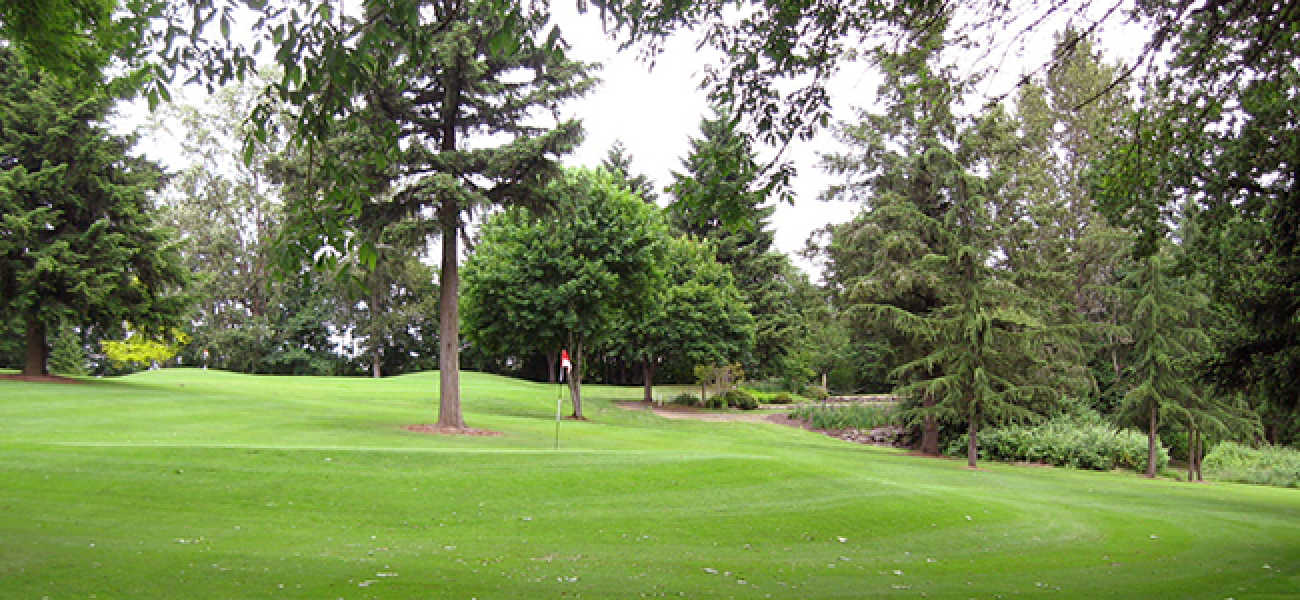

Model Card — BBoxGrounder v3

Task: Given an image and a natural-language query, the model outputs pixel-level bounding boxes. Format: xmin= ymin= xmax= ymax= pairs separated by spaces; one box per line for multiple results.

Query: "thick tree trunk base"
xmin=920 ymin=416 xmax=940 ymax=455
xmin=23 ymin=317 xmax=48 ymax=376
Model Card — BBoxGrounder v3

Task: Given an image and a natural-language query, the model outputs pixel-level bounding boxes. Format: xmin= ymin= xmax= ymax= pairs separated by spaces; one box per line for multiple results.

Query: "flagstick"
xmin=555 ymin=368 xmax=564 ymax=450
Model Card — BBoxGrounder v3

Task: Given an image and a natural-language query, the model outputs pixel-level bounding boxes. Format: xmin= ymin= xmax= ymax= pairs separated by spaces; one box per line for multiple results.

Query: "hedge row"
xmin=1203 ymin=442 xmax=1300 ymax=488
xmin=951 ymin=417 xmax=1168 ymax=473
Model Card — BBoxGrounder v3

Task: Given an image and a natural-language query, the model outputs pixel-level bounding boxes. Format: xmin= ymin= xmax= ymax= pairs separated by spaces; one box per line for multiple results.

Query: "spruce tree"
xmin=0 ymin=48 xmax=186 ymax=376
xmin=601 ymin=140 xmax=658 ymax=203
xmin=1114 ymin=249 xmax=1212 ymax=478
xmin=668 ymin=108 xmax=799 ymax=381
xmin=818 ymin=17 xmax=1087 ymax=464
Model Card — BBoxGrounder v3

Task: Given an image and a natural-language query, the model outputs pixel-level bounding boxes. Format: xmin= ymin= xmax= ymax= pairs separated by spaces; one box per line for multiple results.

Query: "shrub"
xmin=671 ymin=393 xmax=700 ymax=407
xmin=805 ymin=385 xmax=830 ymax=401
xmin=1203 ymin=442 xmax=1300 ymax=488
xmin=790 ymin=403 xmax=897 ymax=430
xmin=948 ymin=416 xmax=1169 ymax=473
xmin=770 ymin=392 xmax=795 ymax=405
xmin=703 ymin=394 xmax=727 ymax=410
xmin=722 ymin=389 xmax=760 ymax=410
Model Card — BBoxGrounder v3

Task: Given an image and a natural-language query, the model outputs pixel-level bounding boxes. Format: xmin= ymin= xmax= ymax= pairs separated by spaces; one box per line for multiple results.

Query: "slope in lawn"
xmin=0 ymin=369 xmax=1296 ymax=598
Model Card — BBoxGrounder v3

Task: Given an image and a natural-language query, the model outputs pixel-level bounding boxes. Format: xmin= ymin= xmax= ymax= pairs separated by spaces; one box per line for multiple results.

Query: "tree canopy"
xmin=0 ymin=47 xmax=188 ymax=375
xmin=463 ymin=168 xmax=668 ymax=417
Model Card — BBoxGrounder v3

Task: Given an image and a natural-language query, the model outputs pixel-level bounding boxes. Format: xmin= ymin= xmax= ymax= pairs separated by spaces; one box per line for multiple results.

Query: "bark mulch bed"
xmin=401 ymin=424 xmax=504 ymax=437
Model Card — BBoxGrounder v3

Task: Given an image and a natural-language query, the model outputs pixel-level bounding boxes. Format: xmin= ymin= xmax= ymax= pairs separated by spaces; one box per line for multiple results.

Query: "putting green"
xmin=1 ymin=369 xmax=1296 ymax=597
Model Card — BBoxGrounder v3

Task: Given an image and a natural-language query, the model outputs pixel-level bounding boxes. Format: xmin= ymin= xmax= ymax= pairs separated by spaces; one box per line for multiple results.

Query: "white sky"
xmin=120 ymin=1 xmax=1150 ymax=278
xmin=548 ymin=3 xmax=861 ymax=272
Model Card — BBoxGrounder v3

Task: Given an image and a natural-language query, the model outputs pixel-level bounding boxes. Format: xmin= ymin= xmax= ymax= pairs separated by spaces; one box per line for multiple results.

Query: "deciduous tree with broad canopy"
xmin=463 ymin=168 xmax=667 ymax=418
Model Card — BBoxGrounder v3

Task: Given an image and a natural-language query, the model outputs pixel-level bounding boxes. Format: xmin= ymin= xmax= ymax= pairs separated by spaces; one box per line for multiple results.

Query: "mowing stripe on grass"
xmin=12 ymin=440 xmax=775 ymax=459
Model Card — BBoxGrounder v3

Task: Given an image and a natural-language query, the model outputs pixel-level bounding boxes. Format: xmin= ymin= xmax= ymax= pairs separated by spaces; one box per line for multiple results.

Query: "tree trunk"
xmin=546 ymin=350 xmax=556 ymax=383
xmin=1146 ymin=405 xmax=1159 ymax=478
xmin=566 ymin=338 xmax=584 ymax=418
xmin=435 ymin=65 xmax=464 ymax=430
xmin=920 ymin=393 xmax=939 ymax=455
xmin=373 ymin=346 xmax=382 ymax=379
xmin=966 ymin=414 xmax=979 ymax=469
xmin=23 ymin=315 xmax=48 ymax=376
xmin=436 ymin=206 xmax=465 ymax=429
xmin=1190 ymin=427 xmax=1203 ymax=482
xmin=642 ymin=359 xmax=655 ymax=403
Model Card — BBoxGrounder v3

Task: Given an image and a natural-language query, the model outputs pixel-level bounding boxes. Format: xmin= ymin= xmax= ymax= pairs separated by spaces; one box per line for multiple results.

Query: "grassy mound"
xmin=1 ymin=368 xmax=1297 ymax=597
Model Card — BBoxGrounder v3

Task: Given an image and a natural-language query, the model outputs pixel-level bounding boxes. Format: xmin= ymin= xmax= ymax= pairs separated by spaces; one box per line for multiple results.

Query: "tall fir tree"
xmin=0 ymin=48 xmax=187 ymax=376
xmin=668 ymin=107 xmax=799 ymax=381
xmin=1113 ymin=248 xmax=1212 ymax=477
xmin=817 ymin=17 xmax=1087 ymax=463
xmin=281 ymin=0 xmax=595 ymax=428
xmin=601 ymin=140 xmax=658 ymax=203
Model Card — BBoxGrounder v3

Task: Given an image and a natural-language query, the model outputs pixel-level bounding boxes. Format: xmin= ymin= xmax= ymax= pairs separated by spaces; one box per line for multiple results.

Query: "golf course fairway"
xmin=1 ymin=369 xmax=1296 ymax=598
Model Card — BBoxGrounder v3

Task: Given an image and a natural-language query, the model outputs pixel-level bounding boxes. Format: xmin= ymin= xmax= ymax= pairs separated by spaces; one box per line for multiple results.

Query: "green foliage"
xmin=100 ymin=329 xmax=188 ymax=370
xmin=609 ymin=234 xmax=754 ymax=399
xmin=152 ymin=73 xmax=350 ymax=377
xmin=670 ymin=392 xmax=700 ymax=407
xmin=720 ymin=388 xmax=760 ymax=410
xmin=954 ymin=415 xmax=1169 ymax=473
xmin=265 ymin=0 xmax=595 ymax=426
xmin=464 ymin=168 xmax=667 ymax=416
xmin=668 ymin=107 xmax=801 ymax=380
xmin=601 ymin=140 xmax=658 ymax=203
xmin=47 ymin=325 xmax=87 ymax=376
xmin=791 ymin=403 xmax=899 ymax=430
xmin=0 ymin=48 xmax=189 ymax=375
xmin=693 ymin=363 xmax=745 ymax=400
xmin=1111 ymin=248 xmax=1212 ymax=476
xmin=1203 ymin=442 xmax=1300 ymax=489
xmin=771 ymin=392 xmax=795 ymax=405
xmin=1092 ymin=1 xmax=1300 ymax=444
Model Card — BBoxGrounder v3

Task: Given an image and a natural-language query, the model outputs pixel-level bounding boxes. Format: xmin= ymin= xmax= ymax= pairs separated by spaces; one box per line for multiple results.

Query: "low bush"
xmin=951 ymin=416 xmax=1168 ymax=473
xmin=671 ymin=393 xmax=700 ymax=407
xmin=790 ymin=403 xmax=897 ymax=430
xmin=770 ymin=392 xmax=795 ymax=405
xmin=722 ymin=389 xmax=760 ymax=410
xmin=1203 ymin=442 xmax=1300 ymax=488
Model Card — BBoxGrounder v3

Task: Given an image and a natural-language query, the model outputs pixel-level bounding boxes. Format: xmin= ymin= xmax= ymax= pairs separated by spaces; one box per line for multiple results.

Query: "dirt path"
xmin=615 ymin=401 xmax=796 ymax=425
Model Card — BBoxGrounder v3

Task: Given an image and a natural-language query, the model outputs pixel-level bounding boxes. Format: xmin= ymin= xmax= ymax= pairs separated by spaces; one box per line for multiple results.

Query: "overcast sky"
xmin=548 ymin=3 xmax=862 ymax=273
xmin=543 ymin=2 xmax=1148 ymax=275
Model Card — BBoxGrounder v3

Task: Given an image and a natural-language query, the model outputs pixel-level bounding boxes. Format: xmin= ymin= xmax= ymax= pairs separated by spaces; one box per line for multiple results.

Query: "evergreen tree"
xmin=1113 ymin=249 xmax=1212 ymax=477
xmin=815 ymin=22 xmax=969 ymax=454
xmin=1003 ymin=29 xmax=1133 ymax=323
xmin=601 ymin=140 xmax=658 ymax=203
xmin=280 ymin=0 xmax=594 ymax=428
xmin=668 ymin=108 xmax=799 ymax=381
xmin=1095 ymin=1 xmax=1300 ymax=444
xmin=0 ymin=48 xmax=187 ymax=376
xmin=817 ymin=18 xmax=1087 ymax=463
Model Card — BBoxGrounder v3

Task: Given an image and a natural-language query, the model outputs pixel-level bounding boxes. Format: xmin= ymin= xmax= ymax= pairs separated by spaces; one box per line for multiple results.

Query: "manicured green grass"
xmin=1 ymin=368 xmax=1297 ymax=598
